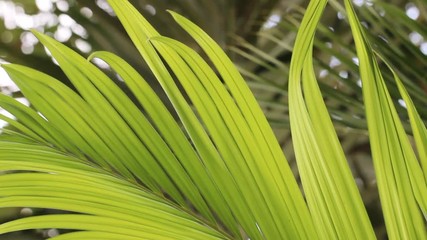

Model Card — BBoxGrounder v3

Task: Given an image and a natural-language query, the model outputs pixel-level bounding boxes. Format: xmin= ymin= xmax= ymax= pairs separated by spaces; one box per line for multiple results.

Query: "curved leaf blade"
xmin=344 ymin=0 xmax=427 ymax=238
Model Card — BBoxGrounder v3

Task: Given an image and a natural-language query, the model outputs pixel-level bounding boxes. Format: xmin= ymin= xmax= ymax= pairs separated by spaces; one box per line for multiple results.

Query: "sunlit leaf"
xmin=288 ymin=0 xmax=376 ymax=238
xmin=344 ymin=0 xmax=427 ymax=238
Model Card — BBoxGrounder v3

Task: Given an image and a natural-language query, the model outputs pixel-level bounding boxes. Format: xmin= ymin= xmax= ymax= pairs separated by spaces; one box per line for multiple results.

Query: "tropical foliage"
xmin=234 ymin=0 xmax=427 ymax=130
xmin=0 ymin=0 xmax=426 ymax=239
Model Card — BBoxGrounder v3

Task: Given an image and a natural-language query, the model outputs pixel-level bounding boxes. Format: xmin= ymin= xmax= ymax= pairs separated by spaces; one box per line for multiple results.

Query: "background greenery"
xmin=0 ymin=0 xmax=426 ymax=239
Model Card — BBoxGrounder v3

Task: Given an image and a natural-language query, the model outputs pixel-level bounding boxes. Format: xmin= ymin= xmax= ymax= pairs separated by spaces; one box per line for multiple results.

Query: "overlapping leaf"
xmin=344 ymin=0 xmax=427 ymax=237
xmin=288 ymin=0 xmax=375 ymax=239
xmin=0 ymin=0 xmax=426 ymax=239
xmin=0 ymin=141 xmax=229 ymax=240
xmin=101 ymin=0 xmax=317 ymax=238
xmin=0 ymin=0 xmax=316 ymax=238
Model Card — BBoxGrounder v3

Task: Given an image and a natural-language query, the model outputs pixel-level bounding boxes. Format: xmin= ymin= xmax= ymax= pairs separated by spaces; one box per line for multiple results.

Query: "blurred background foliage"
xmin=0 ymin=0 xmax=426 ymax=239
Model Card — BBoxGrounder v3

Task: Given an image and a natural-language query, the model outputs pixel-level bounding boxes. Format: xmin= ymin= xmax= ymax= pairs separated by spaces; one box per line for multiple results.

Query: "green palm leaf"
xmin=0 ymin=141 xmax=229 ymax=239
xmin=288 ymin=0 xmax=375 ymax=238
xmin=0 ymin=0 xmax=426 ymax=239
xmin=344 ymin=0 xmax=427 ymax=237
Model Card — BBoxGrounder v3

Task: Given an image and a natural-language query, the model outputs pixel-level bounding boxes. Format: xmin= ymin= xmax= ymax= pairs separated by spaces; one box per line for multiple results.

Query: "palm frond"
xmin=0 ymin=141 xmax=228 ymax=239
xmin=345 ymin=1 xmax=427 ymax=237
xmin=288 ymin=0 xmax=375 ymax=238
xmin=0 ymin=0 xmax=426 ymax=239
xmin=1 ymin=0 xmax=314 ymax=238
xmin=234 ymin=0 xmax=427 ymax=130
